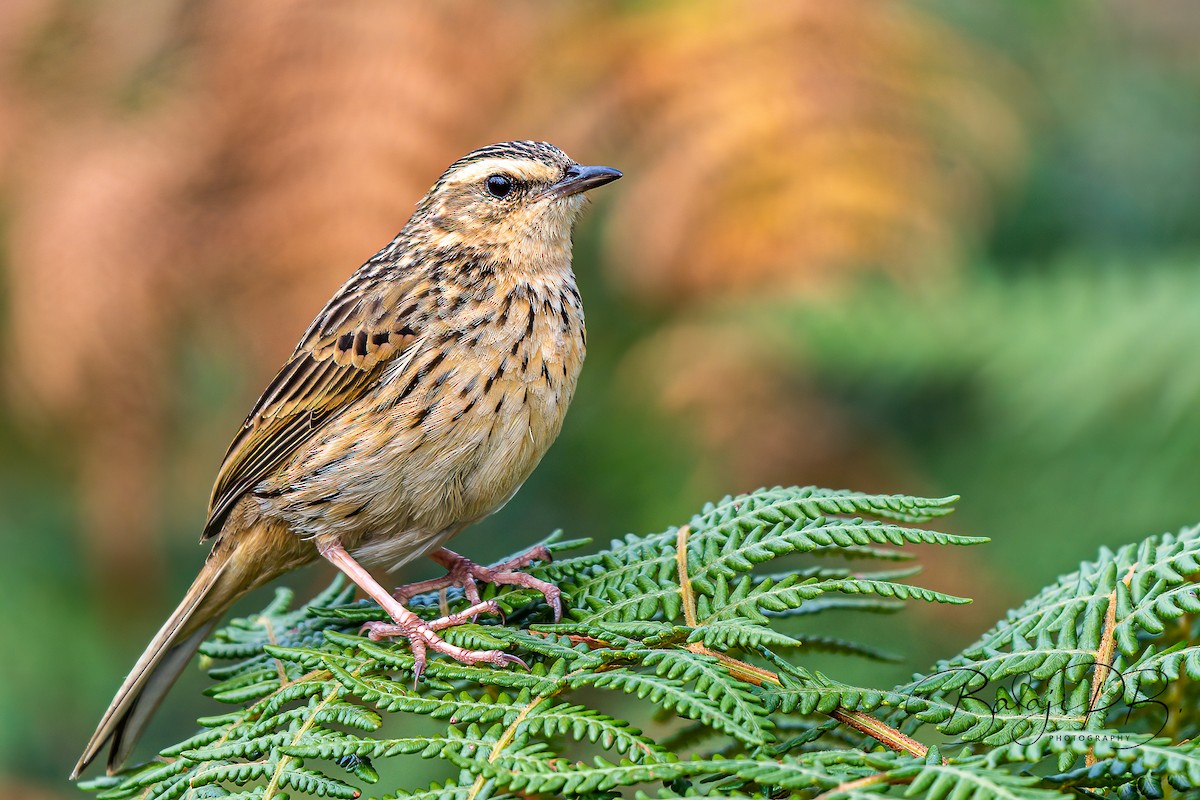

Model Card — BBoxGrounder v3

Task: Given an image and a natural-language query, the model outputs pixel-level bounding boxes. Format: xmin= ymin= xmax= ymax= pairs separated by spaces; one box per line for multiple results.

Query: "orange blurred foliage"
xmin=0 ymin=0 xmax=1024 ymax=605
xmin=2 ymin=0 xmax=560 ymax=600
xmin=546 ymin=1 xmax=1024 ymax=302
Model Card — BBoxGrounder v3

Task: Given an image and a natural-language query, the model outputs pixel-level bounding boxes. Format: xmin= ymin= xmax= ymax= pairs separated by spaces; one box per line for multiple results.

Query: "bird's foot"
xmin=393 ymin=545 xmax=562 ymax=622
xmin=360 ymin=598 xmax=527 ymax=682
xmin=318 ymin=539 xmax=526 ymax=683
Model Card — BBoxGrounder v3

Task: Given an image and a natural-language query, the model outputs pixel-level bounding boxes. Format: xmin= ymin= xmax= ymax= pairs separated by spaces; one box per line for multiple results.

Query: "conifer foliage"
xmin=79 ymin=486 xmax=1200 ymax=799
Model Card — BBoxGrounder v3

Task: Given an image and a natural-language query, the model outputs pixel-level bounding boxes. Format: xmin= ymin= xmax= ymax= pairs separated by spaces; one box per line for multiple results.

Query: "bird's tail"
xmin=71 ymin=544 xmax=243 ymax=779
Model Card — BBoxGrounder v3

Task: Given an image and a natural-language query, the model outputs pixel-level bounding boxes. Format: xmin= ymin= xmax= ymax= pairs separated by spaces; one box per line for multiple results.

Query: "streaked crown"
xmin=407 ymin=141 xmax=620 ymax=266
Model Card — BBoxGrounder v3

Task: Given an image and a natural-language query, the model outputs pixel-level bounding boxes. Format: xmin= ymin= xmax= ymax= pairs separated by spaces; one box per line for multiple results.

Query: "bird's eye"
xmin=485 ymin=174 xmax=514 ymax=199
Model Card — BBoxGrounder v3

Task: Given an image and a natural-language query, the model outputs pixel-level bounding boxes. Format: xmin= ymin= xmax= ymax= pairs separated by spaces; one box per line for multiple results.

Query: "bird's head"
xmin=409 ymin=141 xmax=621 ymax=270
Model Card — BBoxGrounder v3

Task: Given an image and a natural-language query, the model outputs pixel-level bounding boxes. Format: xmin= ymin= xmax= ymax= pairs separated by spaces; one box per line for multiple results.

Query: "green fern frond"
xmin=80 ymin=488 xmax=1200 ymax=799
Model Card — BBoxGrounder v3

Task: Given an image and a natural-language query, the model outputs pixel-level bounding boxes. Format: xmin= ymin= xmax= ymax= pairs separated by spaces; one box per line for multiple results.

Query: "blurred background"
xmin=2 ymin=0 xmax=1199 ymax=795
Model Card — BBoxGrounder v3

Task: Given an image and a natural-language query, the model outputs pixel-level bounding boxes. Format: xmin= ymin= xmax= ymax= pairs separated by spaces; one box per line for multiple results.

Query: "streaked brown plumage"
xmin=72 ymin=141 xmax=621 ymax=779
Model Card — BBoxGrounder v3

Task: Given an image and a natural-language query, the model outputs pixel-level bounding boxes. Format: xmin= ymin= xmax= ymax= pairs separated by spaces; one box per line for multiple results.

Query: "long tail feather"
xmin=72 ymin=549 xmax=235 ymax=779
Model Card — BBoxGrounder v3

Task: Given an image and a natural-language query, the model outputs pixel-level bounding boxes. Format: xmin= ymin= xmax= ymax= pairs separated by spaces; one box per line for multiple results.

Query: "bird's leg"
xmin=318 ymin=540 xmax=526 ymax=680
xmin=393 ymin=545 xmax=562 ymax=622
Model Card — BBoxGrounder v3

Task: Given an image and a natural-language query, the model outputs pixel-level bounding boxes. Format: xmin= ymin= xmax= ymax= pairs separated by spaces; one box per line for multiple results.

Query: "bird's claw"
xmin=500 ymin=653 xmax=530 ymax=671
xmin=359 ymin=599 xmax=521 ymax=683
xmin=393 ymin=546 xmax=562 ymax=622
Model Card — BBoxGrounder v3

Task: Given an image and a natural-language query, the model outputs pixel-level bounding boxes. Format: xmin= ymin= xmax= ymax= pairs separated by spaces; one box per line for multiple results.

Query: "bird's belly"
xmin=262 ymin=333 xmax=581 ymax=567
xmin=405 ymin=365 xmax=571 ymax=526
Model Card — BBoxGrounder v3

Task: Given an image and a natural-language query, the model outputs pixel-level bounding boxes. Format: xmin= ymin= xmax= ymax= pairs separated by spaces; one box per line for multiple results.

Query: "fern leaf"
xmin=85 ymin=487 xmax=1200 ymax=800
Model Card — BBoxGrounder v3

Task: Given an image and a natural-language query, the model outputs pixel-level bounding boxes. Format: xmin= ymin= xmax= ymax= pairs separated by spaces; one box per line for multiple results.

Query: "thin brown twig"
xmin=1084 ymin=562 xmax=1137 ymax=766
xmin=264 ymin=669 xmax=362 ymax=800
xmin=812 ymin=770 xmax=909 ymax=800
xmin=676 ymin=525 xmax=698 ymax=627
xmin=466 ymin=693 xmax=546 ymax=800
xmin=673 ymin=521 xmax=932 ymax=761
xmin=827 ymin=708 xmax=928 ymax=759
xmin=257 ymin=614 xmax=290 ymax=684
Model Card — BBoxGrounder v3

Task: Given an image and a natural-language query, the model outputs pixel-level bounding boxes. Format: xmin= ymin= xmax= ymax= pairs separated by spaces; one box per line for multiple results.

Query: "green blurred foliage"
xmin=758 ymin=262 xmax=1200 ymax=588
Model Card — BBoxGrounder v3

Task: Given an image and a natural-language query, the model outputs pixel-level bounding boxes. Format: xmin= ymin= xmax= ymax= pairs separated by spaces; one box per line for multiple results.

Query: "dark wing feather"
xmin=203 ymin=274 xmax=425 ymax=539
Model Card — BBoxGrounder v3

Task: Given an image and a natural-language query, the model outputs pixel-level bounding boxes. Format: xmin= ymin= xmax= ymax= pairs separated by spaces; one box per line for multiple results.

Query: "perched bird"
xmin=72 ymin=141 xmax=621 ymax=778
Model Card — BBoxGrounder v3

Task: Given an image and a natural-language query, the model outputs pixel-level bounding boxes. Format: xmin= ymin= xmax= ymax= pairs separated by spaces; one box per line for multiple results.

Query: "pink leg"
xmin=394 ymin=545 xmax=562 ymax=622
xmin=318 ymin=540 xmax=526 ymax=680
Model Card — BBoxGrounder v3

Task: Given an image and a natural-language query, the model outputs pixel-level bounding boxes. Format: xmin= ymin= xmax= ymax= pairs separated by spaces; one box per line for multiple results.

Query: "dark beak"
xmin=543 ymin=163 xmax=623 ymax=200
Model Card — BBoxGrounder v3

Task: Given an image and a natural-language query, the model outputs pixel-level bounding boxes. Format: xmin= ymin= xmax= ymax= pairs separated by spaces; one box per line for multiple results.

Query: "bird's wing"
xmin=203 ymin=273 xmax=425 ymax=539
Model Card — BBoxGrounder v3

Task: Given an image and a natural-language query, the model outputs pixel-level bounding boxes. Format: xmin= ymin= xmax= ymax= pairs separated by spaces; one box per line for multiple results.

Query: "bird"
xmin=71 ymin=140 xmax=621 ymax=779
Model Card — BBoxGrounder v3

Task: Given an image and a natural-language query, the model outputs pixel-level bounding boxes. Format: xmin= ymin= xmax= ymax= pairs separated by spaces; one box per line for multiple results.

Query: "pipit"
xmin=73 ymin=141 xmax=621 ymax=778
